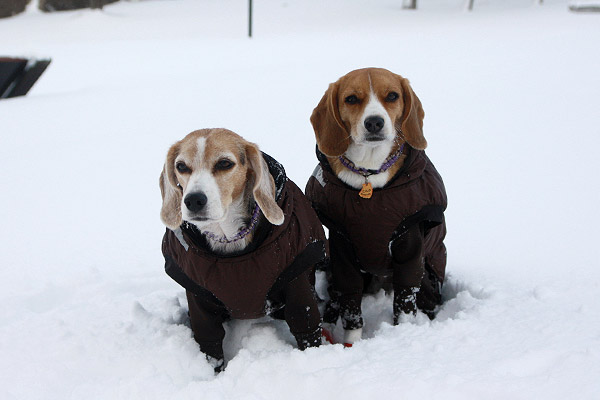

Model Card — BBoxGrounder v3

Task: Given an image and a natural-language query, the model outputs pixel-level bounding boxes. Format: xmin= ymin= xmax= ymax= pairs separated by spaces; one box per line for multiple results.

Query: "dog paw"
xmin=207 ymin=355 xmax=224 ymax=373
xmin=343 ymin=328 xmax=362 ymax=345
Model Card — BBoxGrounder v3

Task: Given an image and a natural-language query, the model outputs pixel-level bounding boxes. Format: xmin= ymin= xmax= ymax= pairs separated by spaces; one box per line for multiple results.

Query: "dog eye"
xmin=176 ymin=162 xmax=190 ymax=173
xmin=345 ymin=95 xmax=359 ymax=105
xmin=215 ymin=159 xmax=235 ymax=171
xmin=385 ymin=92 xmax=399 ymax=102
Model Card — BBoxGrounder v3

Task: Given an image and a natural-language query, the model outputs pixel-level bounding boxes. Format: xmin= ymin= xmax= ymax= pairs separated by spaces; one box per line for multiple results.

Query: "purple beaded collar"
xmin=201 ymin=203 xmax=261 ymax=244
xmin=338 ymin=143 xmax=405 ymax=178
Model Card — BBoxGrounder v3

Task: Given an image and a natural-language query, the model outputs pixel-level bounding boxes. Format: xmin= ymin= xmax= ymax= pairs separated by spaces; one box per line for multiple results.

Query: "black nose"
xmin=364 ymin=116 xmax=385 ymax=134
xmin=184 ymin=192 xmax=208 ymax=212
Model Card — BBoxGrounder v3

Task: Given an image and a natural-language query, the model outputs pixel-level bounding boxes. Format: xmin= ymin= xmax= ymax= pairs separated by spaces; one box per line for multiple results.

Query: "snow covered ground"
xmin=1 ymin=0 xmax=599 ymax=398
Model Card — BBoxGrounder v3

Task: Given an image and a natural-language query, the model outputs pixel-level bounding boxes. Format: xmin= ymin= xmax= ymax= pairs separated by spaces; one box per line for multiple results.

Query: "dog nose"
xmin=364 ymin=116 xmax=384 ymax=134
xmin=184 ymin=192 xmax=208 ymax=212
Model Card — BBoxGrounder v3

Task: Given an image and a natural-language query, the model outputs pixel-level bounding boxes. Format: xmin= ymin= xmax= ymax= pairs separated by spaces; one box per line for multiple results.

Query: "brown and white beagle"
xmin=160 ymin=129 xmax=326 ymax=370
xmin=307 ymin=68 xmax=447 ymax=346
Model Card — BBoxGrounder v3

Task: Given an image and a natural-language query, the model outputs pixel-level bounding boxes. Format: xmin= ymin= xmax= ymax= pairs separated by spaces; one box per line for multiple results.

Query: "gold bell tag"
xmin=359 ymin=181 xmax=373 ymax=199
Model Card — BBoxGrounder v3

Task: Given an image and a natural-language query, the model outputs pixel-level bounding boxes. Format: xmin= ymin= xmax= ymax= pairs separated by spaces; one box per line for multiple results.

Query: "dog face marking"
xmin=338 ymin=72 xmax=403 ymax=147
xmin=174 ymin=135 xmax=248 ymax=225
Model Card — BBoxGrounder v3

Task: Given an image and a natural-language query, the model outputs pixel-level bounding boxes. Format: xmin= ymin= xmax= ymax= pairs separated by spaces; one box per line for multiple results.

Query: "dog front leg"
xmin=329 ymin=231 xmax=364 ymax=345
xmin=391 ymin=223 xmax=425 ymax=324
xmin=186 ymin=291 xmax=226 ymax=372
xmin=283 ymin=271 xmax=322 ymax=349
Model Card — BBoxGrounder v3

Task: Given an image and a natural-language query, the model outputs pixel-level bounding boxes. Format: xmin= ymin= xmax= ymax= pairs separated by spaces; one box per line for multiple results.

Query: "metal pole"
xmin=248 ymin=0 xmax=253 ymax=38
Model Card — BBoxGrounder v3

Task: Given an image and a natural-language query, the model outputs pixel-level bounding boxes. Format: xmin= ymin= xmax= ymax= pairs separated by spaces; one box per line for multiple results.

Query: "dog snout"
xmin=184 ymin=192 xmax=208 ymax=213
xmin=364 ymin=116 xmax=385 ymax=135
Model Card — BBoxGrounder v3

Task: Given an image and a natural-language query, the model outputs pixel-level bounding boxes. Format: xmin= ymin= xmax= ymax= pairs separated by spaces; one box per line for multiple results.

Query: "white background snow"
xmin=1 ymin=0 xmax=599 ymax=398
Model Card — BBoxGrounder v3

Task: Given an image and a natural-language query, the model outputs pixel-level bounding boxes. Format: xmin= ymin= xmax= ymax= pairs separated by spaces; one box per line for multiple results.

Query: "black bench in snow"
xmin=0 ymin=57 xmax=51 ymax=99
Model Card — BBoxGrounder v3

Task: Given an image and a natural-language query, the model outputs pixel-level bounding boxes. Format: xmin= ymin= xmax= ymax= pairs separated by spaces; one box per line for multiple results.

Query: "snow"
xmin=1 ymin=0 xmax=600 ymax=398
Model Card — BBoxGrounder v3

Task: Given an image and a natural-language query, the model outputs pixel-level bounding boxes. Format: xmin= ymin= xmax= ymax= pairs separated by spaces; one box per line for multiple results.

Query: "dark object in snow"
xmin=569 ymin=5 xmax=600 ymax=12
xmin=0 ymin=0 xmax=28 ymax=18
xmin=38 ymin=0 xmax=118 ymax=12
xmin=403 ymin=0 xmax=417 ymax=10
xmin=248 ymin=0 xmax=253 ymax=37
xmin=0 ymin=58 xmax=51 ymax=99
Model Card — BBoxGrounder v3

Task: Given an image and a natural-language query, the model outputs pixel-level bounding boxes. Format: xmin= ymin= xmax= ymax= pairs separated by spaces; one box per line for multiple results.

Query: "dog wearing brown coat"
xmin=160 ymin=129 xmax=327 ymax=370
xmin=305 ymin=68 xmax=447 ymax=346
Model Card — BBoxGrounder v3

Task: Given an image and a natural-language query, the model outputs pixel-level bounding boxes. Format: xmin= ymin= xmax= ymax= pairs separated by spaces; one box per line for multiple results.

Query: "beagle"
xmin=160 ymin=129 xmax=326 ymax=370
xmin=306 ymin=68 xmax=447 ymax=346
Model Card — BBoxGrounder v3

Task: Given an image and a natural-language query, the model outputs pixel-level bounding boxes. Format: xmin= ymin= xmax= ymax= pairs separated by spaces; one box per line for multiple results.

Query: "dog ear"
xmin=159 ymin=143 xmax=183 ymax=230
xmin=398 ymin=78 xmax=427 ymax=150
xmin=245 ymin=142 xmax=285 ymax=226
xmin=310 ymin=82 xmax=350 ymax=156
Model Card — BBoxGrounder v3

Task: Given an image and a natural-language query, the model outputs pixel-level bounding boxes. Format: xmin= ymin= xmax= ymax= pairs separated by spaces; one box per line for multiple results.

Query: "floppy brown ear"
xmin=245 ymin=143 xmax=285 ymax=226
xmin=310 ymin=82 xmax=350 ymax=156
xmin=398 ymin=78 xmax=427 ymax=150
xmin=159 ymin=143 xmax=183 ymax=230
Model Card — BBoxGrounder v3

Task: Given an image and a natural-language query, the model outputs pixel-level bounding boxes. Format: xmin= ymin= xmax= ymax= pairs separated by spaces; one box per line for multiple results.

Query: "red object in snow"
xmin=321 ymin=328 xmax=336 ymax=345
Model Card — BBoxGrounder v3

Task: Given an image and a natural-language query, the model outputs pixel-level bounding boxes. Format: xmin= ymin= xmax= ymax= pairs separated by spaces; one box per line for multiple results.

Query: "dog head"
xmin=159 ymin=129 xmax=284 ymax=230
xmin=310 ymin=67 xmax=426 ymax=157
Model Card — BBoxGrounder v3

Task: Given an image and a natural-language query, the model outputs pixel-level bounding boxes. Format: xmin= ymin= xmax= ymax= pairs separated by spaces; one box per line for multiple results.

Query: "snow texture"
xmin=1 ymin=0 xmax=599 ymax=399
